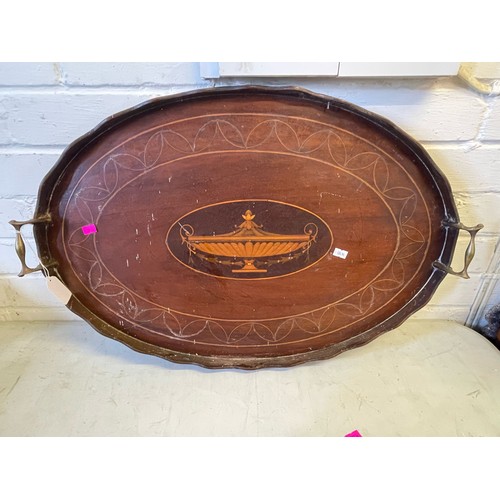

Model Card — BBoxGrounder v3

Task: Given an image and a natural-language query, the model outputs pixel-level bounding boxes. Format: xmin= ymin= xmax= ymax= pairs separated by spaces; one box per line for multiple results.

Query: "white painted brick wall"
xmin=1 ymin=62 xmax=499 ymax=326
xmin=484 ymin=99 xmax=500 ymax=140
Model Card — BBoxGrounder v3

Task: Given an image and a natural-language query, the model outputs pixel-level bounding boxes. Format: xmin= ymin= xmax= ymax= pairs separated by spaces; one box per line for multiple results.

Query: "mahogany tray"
xmin=10 ymin=86 xmax=483 ymax=369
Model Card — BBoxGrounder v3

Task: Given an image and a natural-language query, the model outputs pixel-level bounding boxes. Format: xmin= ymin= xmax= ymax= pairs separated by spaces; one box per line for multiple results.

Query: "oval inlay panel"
xmin=166 ymin=200 xmax=333 ymax=279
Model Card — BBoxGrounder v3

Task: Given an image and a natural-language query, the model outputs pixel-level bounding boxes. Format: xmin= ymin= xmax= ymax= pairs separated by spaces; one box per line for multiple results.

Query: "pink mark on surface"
xmin=344 ymin=430 xmax=362 ymax=437
xmin=81 ymin=224 xmax=97 ymax=235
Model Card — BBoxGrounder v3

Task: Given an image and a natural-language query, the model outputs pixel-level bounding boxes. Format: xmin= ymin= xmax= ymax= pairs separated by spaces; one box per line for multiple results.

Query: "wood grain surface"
xmin=32 ymin=86 xmax=459 ymax=368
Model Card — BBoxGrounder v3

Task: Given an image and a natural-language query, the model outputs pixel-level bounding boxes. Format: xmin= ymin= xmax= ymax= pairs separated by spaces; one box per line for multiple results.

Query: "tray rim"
xmin=32 ymin=85 xmax=460 ymax=369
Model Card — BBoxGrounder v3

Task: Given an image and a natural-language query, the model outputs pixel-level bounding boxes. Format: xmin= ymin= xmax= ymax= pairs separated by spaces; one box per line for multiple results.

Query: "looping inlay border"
xmin=65 ymin=116 xmax=428 ymax=346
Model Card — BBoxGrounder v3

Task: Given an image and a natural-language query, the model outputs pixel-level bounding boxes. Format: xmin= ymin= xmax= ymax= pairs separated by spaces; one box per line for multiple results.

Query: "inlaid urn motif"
xmin=181 ymin=209 xmax=319 ymax=274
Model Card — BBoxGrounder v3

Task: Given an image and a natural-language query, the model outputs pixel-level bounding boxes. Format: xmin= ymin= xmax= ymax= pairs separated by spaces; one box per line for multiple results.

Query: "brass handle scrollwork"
xmin=433 ymin=222 xmax=484 ymax=279
xmin=8 ymin=216 xmax=51 ymax=277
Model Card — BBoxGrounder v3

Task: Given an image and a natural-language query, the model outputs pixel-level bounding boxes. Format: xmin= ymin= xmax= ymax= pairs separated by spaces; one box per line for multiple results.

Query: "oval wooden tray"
xmin=12 ymin=86 xmax=476 ymax=369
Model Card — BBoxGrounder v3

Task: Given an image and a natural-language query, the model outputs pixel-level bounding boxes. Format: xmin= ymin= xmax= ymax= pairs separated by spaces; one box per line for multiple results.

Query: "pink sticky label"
xmin=81 ymin=224 xmax=97 ymax=235
xmin=345 ymin=430 xmax=362 ymax=437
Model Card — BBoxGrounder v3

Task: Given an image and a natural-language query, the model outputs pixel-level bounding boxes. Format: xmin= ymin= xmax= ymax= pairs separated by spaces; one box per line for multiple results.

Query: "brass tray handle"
xmin=434 ymin=222 xmax=484 ymax=279
xmin=8 ymin=216 xmax=51 ymax=277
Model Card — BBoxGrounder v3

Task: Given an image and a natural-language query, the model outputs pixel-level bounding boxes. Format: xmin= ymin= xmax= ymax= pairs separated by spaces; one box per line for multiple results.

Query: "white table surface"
xmin=1 ymin=319 xmax=499 ymax=436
